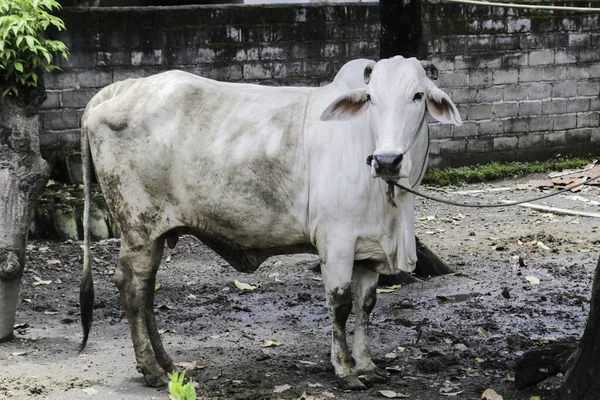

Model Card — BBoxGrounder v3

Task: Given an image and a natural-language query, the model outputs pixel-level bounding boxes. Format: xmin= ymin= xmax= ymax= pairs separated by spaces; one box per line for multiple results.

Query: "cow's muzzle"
xmin=367 ymin=153 xmax=403 ymax=178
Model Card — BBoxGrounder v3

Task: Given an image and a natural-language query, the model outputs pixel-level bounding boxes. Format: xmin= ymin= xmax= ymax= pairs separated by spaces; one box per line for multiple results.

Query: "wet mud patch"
xmin=0 ymin=176 xmax=598 ymax=399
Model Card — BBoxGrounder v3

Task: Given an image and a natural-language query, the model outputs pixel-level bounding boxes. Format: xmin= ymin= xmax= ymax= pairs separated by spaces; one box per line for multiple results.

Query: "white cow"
xmin=79 ymin=56 xmax=461 ymax=389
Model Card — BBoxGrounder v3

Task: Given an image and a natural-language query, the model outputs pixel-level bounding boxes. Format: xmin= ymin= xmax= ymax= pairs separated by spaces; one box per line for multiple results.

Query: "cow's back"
xmin=83 ymin=71 xmax=314 ymax=268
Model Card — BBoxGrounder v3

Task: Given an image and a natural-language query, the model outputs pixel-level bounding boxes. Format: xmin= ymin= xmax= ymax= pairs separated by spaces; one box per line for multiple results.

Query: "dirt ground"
xmin=1 ymin=174 xmax=599 ymax=400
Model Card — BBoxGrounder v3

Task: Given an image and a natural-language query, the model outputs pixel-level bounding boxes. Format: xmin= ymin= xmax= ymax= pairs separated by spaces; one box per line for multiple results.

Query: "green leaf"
xmin=25 ymin=35 xmax=36 ymax=49
xmin=13 ymin=61 xmax=23 ymax=72
xmin=2 ymin=87 xmax=14 ymax=97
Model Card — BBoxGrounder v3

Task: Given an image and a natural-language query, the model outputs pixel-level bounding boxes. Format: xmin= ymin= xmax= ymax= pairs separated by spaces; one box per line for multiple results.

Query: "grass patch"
xmin=422 ymin=157 xmax=595 ymax=187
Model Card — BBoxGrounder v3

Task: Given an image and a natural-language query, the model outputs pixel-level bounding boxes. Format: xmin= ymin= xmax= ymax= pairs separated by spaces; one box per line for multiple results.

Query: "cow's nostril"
xmin=372 ymin=154 xmax=402 ymax=175
xmin=392 ymin=154 xmax=403 ymax=167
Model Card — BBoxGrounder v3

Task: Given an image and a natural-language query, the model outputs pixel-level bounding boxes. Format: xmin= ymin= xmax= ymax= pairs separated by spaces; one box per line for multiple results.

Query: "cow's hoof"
xmin=164 ymin=362 xmax=178 ymax=375
xmin=337 ymin=375 xmax=367 ymax=390
xmin=358 ymin=369 xmax=388 ymax=385
xmin=144 ymin=375 xmax=169 ymax=388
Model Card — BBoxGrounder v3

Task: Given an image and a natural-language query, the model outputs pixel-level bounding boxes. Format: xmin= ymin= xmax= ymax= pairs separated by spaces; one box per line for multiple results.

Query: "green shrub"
xmin=168 ymin=370 xmax=197 ymax=400
xmin=0 ymin=0 xmax=68 ymax=97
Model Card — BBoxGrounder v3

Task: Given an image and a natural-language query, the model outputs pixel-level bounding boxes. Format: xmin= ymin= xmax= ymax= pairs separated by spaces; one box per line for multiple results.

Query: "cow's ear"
xmin=320 ymin=89 xmax=369 ymax=121
xmin=426 ymin=85 xmax=462 ymax=126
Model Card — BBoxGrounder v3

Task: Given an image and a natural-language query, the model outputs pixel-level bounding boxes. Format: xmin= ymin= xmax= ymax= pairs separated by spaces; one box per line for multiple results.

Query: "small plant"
xmin=0 ymin=0 xmax=69 ymax=97
xmin=168 ymin=370 xmax=197 ymax=400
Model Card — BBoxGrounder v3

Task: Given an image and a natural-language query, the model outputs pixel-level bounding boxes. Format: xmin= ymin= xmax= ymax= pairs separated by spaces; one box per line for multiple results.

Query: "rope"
xmin=445 ymin=0 xmax=600 ymax=12
xmin=392 ymin=174 xmax=600 ymax=208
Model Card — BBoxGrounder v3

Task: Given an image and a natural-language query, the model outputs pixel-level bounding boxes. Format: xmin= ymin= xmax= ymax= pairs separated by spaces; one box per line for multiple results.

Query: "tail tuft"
xmin=79 ymin=263 xmax=94 ymax=353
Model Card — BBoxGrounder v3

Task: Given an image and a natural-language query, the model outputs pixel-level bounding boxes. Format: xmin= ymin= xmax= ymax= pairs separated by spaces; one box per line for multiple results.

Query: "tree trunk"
xmin=513 ymin=256 xmax=600 ymax=397
xmin=562 ymin=255 xmax=600 ymax=399
xmin=379 ymin=0 xmax=424 ymax=59
xmin=0 ymin=88 xmax=49 ymax=341
xmin=378 ymin=0 xmax=453 ymax=284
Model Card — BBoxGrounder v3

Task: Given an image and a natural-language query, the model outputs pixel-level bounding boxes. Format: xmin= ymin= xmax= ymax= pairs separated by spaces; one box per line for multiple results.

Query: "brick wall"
xmin=423 ymin=0 xmax=600 ymax=168
xmin=41 ymin=3 xmax=380 ymax=170
xmin=41 ymin=2 xmax=599 ymax=179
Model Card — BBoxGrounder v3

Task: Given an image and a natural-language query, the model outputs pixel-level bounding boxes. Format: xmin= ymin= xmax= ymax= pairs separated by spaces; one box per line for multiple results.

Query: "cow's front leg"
xmin=114 ymin=240 xmax=167 ymax=387
xmin=352 ymin=264 xmax=387 ymax=384
xmin=321 ymin=248 xmax=365 ymax=390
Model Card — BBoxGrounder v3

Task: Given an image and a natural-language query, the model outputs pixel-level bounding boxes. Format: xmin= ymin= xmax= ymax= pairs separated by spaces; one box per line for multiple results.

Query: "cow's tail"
xmin=79 ymin=114 xmax=95 ymax=353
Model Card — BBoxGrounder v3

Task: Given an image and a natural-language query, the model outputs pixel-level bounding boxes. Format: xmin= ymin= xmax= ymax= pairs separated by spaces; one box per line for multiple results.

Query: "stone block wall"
xmin=41 ymin=2 xmax=599 ymax=178
xmin=423 ymin=0 xmax=600 ymax=167
xmin=41 ymin=3 xmax=379 ymax=172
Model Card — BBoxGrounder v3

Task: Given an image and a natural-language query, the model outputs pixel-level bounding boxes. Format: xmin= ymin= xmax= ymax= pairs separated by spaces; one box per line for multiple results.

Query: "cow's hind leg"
xmin=352 ymin=265 xmax=387 ymax=385
xmin=114 ymin=239 xmax=167 ymax=387
xmin=145 ymin=240 xmax=177 ymax=375
xmin=320 ymin=247 xmax=365 ymax=390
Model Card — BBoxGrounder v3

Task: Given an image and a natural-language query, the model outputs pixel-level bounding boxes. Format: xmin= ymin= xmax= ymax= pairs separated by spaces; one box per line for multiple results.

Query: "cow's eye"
xmin=413 ymin=92 xmax=424 ymax=102
xmin=366 ymin=93 xmax=372 ymax=103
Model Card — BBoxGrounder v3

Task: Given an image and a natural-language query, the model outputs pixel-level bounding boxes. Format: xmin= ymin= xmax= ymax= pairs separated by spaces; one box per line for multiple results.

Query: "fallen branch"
xmin=511 ymin=203 xmax=600 ymax=219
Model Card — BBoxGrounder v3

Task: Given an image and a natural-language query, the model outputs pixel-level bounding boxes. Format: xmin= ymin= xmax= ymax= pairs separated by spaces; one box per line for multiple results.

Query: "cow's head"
xmin=320 ymin=56 xmax=462 ymax=181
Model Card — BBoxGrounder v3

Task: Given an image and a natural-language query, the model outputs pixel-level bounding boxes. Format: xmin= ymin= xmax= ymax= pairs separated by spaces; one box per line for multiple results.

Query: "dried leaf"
xmin=482 ymin=388 xmax=503 ymax=400
xmin=263 ymin=338 xmax=281 ymax=347
xmin=274 ymin=384 xmax=292 ymax=393
xmin=155 ymin=284 xmax=163 ymax=292
xmin=440 ymin=389 xmax=464 ymax=396
xmin=526 ymin=180 xmax=554 ymax=189
xmin=397 ymin=346 xmax=405 ymax=352
xmin=379 ymin=390 xmax=411 ymax=398
xmin=502 ymin=287 xmax=511 ymax=299
xmin=307 ymin=382 xmax=323 ymax=388
xmin=377 ymin=285 xmax=402 ymax=294
xmin=33 ymin=276 xmax=52 ymax=286
xmin=525 ymin=276 xmax=540 ymax=285
xmin=479 ymin=327 xmax=489 ymax=337
xmin=177 ymin=360 xmax=205 ymax=371
xmin=13 ymin=323 xmax=29 ymax=329
xmin=60 ymin=318 xmax=76 ymax=324
xmin=384 ymin=352 xmax=397 ymax=359
xmin=234 ymin=280 xmax=257 ymax=291
xmin=82 ymin=387 xmax=98 ymax=395
xmin=530 ymin=397 xmax=541 ymax=400
xmin=453 ymin=343 xmax=468 ymax=352
xmin=46 ymin=259 xmax=61 ymax=265
xmin=536 ymin=241 xmax=550 ymax=250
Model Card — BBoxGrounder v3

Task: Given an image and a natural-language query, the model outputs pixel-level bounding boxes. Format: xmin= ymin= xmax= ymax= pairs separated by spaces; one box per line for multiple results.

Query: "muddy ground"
xmin=1 ymin=174 xmax=599 ymax=400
